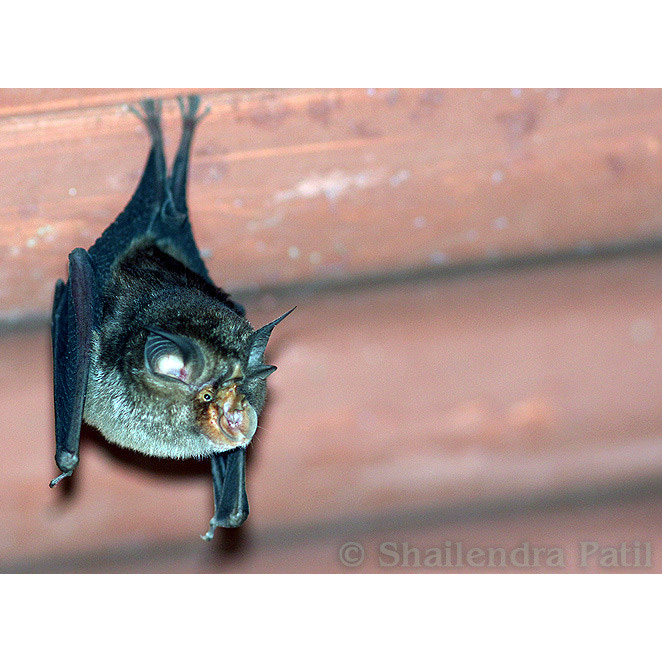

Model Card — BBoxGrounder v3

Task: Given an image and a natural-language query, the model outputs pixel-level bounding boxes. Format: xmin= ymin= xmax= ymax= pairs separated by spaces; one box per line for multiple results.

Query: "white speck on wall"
xmin=247 ymin=215 xmax=282 ymax=232
xmin=36 ymin=225 xmax=55 ymax=237
xmin=354 ymin=172 xmax=373 ymax=188
xmin=9 ymin=246 xmax=20 ymax=257
xmin=26 ymin=238 xmax=36 ymax=248
xmin=106 ymin=174 xmax=123 ymax=191
xmin=493 ymin=217 xmax=508 ymax=230
xmin=491 ymin=170 xmax=504 ymax=184
xmin=333 ymin=240 xmax=348 ymax=255
xmin=389 ymin=170 xmax=410 ymax=187
xmin=412 ymin=217 xmax=426 ymax=229
xmin=68 ymin=187 xmax=77 ymax=196
xmin=274 ymin=169 xmax=385 ymax=204
xmin=642 ymin=136 xmax=660 ymax=154
xmin=430 ymin=251 xmax=449 ymax=265
xmin=366 ymin=88 xmax=376 ymax=96
xmin=287 ymin=246 xmax=300 ymax=259
xmin=511 ymin=88 xmax=522 ymax=98
xmin=309 ymin=251 xmax=322 ymax=265
xmin=466 ymin=229 xmax=478 ymax=242
xmin=207 ymin=166 xmax=223 ymax=181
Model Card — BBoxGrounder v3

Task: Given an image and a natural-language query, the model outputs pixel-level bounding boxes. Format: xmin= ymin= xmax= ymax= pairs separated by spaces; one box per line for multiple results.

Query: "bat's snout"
xmin=215 ymin=384 xmax=257 ymax=447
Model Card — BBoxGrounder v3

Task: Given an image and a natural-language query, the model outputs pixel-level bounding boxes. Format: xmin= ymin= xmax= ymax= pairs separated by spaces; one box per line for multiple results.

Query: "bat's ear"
xmin=144 ymin=327 xmax=205 ymax=384
xmin=246 ymin=307 xmax=296 ymax=375
xmin=247 ymin=364 xmax=277 ymax=380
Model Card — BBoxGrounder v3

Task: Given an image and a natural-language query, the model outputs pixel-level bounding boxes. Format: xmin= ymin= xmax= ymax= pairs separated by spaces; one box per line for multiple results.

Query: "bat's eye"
xmin=154 ymin=352 xmax=187 ymax=380
xmin=202 ymin=391 xmax=213 ymax=402
xmin=144 ymin=328 xmax=204 ymax=384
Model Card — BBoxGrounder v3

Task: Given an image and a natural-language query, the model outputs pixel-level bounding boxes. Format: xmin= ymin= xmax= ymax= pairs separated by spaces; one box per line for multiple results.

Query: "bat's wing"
xmin=149 ymin=95 xmax=212 ymax=282
xmin=50 ymin=248 xmax=99 ymax=487
xmin=202 ymin=447 xmax=249 ymax=540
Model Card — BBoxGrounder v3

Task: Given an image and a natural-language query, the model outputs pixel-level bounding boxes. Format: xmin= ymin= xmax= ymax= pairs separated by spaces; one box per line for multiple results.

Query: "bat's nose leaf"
xmin=217 ymin=385 xmax=257 ymax=445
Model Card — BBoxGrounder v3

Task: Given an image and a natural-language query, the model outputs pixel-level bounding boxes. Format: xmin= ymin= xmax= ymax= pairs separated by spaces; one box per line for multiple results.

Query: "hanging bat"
xmin=50 ymin=95 xmax=293 ymax=540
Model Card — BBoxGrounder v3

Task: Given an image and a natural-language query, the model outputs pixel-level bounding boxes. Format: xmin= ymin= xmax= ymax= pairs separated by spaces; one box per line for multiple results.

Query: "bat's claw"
xmin=200 ymin=509 xmax=248 ymax=541
xmin=49 ymin=470 xmax=73 ymax=488
xmin=128 ymin=98 xmax=163 ymax=142
xmin=200 ymin=525 xmax=216 ymax=541
xmin=177 ymin=95 xmax=211 ymax=128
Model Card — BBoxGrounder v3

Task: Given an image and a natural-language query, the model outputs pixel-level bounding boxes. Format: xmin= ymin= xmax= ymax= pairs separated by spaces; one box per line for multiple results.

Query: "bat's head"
xmin=140 ymin=307 xmax=295 ymax=454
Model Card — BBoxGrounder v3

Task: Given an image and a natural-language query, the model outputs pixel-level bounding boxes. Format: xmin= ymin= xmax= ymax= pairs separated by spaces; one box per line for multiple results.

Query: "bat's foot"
xmin=200 ymin=510 xmax=248 ymax=541
xmin=128 ymin=98 xmax=163 ymax=143
xmin=160 ymin=195 xmax=187 ymax=226
xmin=201 ymin=524 xmax=216 ymax=541
xmin=49 ymin=470 xmax=73 ymax=488
xmin=177 ymin=95 xmax=210 ymax=129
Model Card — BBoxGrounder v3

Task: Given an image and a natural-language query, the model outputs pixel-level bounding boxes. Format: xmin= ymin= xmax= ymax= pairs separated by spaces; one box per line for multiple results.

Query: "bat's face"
xmin=142 ymin=326 xmax=259 ymax=450
xmin=85 ymin=313 xmax=268 ymax=459
xmin=83 ymin=259 xmax=293 ymax=462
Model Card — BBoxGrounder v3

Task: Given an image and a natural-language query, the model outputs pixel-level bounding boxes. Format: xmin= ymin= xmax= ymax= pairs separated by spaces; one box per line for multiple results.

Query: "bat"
xmin=50 ymin=95 xmax=293 ymax=540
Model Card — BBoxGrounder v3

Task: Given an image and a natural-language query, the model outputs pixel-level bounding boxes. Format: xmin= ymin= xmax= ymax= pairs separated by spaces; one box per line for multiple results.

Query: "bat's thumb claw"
xmin=201 ymin=523 xmax=217 ymax=541
xmin=49 ymin=470 xmax=73 ymax=488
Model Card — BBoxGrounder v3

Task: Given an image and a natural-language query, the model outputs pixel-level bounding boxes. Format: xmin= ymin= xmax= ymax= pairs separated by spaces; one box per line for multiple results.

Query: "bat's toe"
xmin=202 ymin=508 xmax=249 ymax=540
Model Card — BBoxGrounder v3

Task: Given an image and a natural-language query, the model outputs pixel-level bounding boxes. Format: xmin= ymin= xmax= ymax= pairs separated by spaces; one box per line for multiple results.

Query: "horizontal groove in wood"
xmin=19 ymin=490 xmax=662 ymax=573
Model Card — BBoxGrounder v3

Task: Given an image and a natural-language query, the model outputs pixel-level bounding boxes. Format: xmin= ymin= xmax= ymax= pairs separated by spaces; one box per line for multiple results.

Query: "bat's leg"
xmin=122 ymin=99 xmax=171 ymax=230
xmin=202 ymin=447 xmax=249 ymax=540
xmin=127 ymin=98 xmax=166 ymax=173
xmin=167 ymin=94 xmax=250 ymax=315
xmin=170 ymin=95 xmax=210 ymax=215
xmin=141 ymin=93 xmax=225 ymax=287
xmin=50 ymin=248 xmax=99 ymax=488
xmin=87 ymin=99 xmax=171 ymax=278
